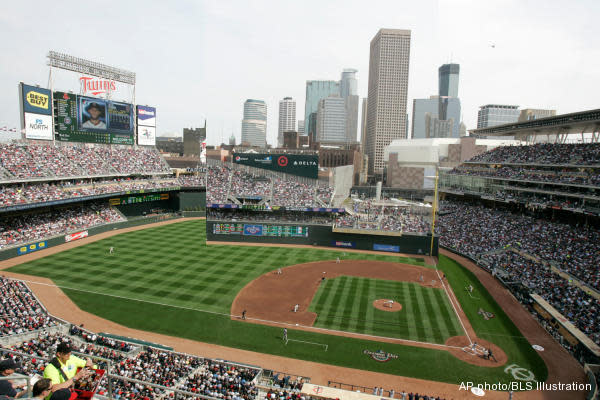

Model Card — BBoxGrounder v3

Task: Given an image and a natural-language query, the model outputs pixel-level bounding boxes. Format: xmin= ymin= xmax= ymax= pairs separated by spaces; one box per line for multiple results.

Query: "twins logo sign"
xmin=363 ymin=349 xmax=399 ymax=362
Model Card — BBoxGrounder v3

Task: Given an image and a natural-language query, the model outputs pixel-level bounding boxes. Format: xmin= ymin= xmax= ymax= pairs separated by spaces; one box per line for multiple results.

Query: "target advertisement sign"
xmin=233 ymin=153 xmax=318 ymax=179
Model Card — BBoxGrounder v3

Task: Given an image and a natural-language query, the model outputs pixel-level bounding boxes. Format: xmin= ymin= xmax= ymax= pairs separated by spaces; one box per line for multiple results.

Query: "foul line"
xmin=434 ymin=268 xmax=473 ymax=345
xmin=285 ymin=338 xmax=328 ymax=351
xmin=11 ymin=277 xmax=465 ymax=351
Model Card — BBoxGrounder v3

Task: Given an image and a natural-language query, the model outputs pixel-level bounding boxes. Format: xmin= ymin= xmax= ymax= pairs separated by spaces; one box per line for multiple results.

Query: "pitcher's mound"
xmin=373 ymin=299 xmax=402 ymax=312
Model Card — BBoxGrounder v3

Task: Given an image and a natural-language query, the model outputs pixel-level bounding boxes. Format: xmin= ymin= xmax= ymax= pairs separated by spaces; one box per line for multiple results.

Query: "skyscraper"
xmin=340 ymin=69 xmax=359 ymax=143
xmin=304 ymin=80 xmax=340 ymax=139
xmin=412 ymin=97 xmax=439 ymax=139
xmin=316 ymin=96 xmax=346 ymax=143
xmin=278 ymin=97 xmax=296 ymax=147
xmin=365 ymin=28 xmax=411 ymax=175
xmin=477 ymin=105 xmax=520 ymax=128
xmin=438 ymin=96 xmax=461 ymax=138
xmin=340 ymin=69 xmax=358 ymax=98
xmin=360 ymin=98 xmax=368 ymax=146
xmin=241 ymin=99 xmax=267 ymax=147
xmin=438 ymin=64 xmax=460 ymax=98
xmin=297 ymin=120 xmax=305 ymax=137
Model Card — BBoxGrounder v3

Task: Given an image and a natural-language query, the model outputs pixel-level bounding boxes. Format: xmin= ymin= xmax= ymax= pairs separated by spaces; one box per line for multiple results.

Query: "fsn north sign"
xmin=79 ymin=76 xmax=117 ymax=96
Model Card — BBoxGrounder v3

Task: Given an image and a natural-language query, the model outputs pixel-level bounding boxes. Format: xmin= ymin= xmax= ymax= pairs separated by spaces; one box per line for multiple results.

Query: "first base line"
xmin=285 ymin=338 xmax=328 ymax=351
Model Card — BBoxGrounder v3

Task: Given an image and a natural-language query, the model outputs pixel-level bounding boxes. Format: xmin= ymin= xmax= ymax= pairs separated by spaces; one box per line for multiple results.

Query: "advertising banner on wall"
xmin=243 ymin=224 xmax=264 ymax=236
xmin=21 ymin=84 xmax=52 ymax=115
xmin=65 ymin=230 xmax=89 ymax=242
xmin=233 ymin=153 xmax=318 ymax=179
xmin=373 ymin=244 xmax=400 ymax=253
xmin=24 ymin=113 xmax=53 ymax=140
xmin=17 ymin=240 xmax=47 ymax=255
xmin=137 ymin=105 xmax=156 ymax=127
xmin=138 ymin=125 xmax=156 ymax=146
xmin=331 ymin=240 xmax=356 ymax=248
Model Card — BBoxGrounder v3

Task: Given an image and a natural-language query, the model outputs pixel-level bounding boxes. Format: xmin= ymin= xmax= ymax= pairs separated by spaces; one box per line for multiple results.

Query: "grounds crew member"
xmin=43 ymin=343 xmax=95 ymax=386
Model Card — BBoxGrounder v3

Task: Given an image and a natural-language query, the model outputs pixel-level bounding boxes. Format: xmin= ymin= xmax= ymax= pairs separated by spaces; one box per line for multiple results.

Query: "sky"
xmin=1 ymin=0 xmax=598 ymax=145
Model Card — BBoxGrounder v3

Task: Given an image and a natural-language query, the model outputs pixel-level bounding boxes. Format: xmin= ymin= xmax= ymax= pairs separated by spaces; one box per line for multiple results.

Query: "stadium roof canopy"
xmin=470 ymin=108 xmax=600 ymax=143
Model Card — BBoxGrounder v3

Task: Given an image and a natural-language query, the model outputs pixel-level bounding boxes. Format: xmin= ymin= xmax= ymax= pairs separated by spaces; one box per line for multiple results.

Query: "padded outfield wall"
xmin=206 ymin=220 xmax=438 ymax=256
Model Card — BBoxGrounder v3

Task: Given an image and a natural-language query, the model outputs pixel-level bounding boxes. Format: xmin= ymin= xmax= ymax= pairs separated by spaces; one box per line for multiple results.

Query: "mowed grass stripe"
xmin=346 ymin=277 xmax=365 ymax=332
xmin=313 ymin=277 xmax=344 ymax=324
xmin=433 ymin=288 xmax=464 ymax=336
xmin=413 ymin=284 xmax=437 ymax=342
xmin=401 ymin=281 xmax=418 ymax=340
xmin=425 ymin=289 xmax=453 ymax=340
xmin=407 ymin=284 xmax=427 ymax=341
xmin=354 ymin=278 xmax=371 ymax=333
xmin=319 ymin=276 xmax=353 ymax=329
xmin=419 ymin=288 xmax=445 ymax=343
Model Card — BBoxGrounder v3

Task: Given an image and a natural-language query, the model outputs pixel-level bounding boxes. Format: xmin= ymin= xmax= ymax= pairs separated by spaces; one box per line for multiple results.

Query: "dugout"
xmin=206 ymin=220 xmax=438 ymax=256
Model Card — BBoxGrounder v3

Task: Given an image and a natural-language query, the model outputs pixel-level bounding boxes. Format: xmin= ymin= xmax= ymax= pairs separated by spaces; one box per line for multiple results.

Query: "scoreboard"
xmin=109 ymin=193 xmax=168 ymax=206
xmin=212 ymin=223 xmax=309 ymax=237
xmin=54 ymin=91 xmax=134 ymax=144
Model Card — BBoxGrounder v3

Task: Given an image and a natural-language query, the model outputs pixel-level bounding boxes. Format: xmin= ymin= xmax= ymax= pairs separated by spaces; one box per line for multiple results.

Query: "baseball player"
xmin=336 ymin=257 xmax=340 ymax=263
xmin=109 ymin=247 xmax=114 ymax=254
xmin=283 ymin=328 xmax=288 ymax=342
xmin=277 ymin=268 xmax=282 ymax=275
xmin=293 ymin=304 xmax=299 ymax=313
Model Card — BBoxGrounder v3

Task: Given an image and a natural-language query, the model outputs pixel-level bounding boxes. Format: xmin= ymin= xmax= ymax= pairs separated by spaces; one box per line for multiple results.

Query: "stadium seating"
xmin=448 ymin=164 xmax=600 ymax=187
xmin=335 ymin=201 xmax=429 ymax=233
xmin=466 ymin=142 xmax=600 ymax=165
xmin=0 ymin=176 xmax=205 ymax=209
xmin=0 ymin=143 xmax=171 ymax=180
xmin=0 ymin=203 xmax=125 ymax=249
xmin=0 ymin=277 xmax=58 ymax=336
xmin=206 ymin=163 xmax=334 ymax=207
xmin=438 ymin=200 xmax=600 ymax=346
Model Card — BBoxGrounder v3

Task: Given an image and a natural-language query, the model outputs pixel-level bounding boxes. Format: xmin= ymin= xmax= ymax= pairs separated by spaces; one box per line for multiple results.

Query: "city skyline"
xmin=0 ymin=0 xmax=598 ymax=145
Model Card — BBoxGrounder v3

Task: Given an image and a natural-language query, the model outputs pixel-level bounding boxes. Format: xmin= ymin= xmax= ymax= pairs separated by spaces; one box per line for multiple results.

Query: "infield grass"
xmin=6 ymin=219 xmax=547 ymax=385
xmin=309 ymin=277 xmax=463 ymax=343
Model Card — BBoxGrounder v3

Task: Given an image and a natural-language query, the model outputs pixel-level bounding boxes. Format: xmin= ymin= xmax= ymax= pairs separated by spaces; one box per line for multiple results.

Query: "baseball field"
xmin=5 ymin=219 xmax=547 ymax=385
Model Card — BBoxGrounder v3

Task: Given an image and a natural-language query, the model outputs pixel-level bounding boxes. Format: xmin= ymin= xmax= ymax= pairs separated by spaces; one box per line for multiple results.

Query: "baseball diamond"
xmin=5 ymin=219 xmax=547 ymax=382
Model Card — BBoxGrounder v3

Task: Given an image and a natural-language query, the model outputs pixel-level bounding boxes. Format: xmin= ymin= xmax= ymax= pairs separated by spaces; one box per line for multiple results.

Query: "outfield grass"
xmin=6 ymin=220 xmax=547 ymax=385
xmin=309 ymin=276 xmax=463 ymax=343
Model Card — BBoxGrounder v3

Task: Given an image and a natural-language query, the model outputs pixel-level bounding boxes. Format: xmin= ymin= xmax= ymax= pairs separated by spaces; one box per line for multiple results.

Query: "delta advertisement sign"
xmin=233 ymin=153 xmax=318 ymax=179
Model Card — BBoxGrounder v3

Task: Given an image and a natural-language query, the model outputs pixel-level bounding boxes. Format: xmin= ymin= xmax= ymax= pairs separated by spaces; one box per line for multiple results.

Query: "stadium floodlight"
xmin=47 ymin=51 xmax=136 ymax=85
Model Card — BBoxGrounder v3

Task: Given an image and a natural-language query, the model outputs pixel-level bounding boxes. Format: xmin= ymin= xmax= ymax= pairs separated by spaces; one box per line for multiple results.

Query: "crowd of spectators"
xmin=0 ymin=277 xmax=58 ymax=337
xmin=0 ymin=175 xmax=205 ymax=209
xmin=481 ymin=251 xmax=600 ymax=347
xmin=0 ymin=203 xmax=125 ymax=249
xmin=207 ymin=164 xmax=334 ymax=207
xmin=438 ymin=200 xmax=600 ymax=290
xmin=179 ymin=360 xmax=259 ymax=399
xmin=438 ymin=201 xmax=600 ymax=345
xmin=69 ymin=325 xmax=135 ymax=353
xmin=448 ymin=164 xmax=600 ymax=187
xmin=335 ymin=201 xmax=429 ymax=233
xmin=466 ymin=142 xmax=600 ymax=165
xmin=0 ymin=143 xmax=171 ymax=180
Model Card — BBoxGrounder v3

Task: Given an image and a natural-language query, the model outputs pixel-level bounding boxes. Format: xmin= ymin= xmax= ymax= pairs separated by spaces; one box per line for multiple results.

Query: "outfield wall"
xmin=206 ymin=220 xmax=438 ymax=256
